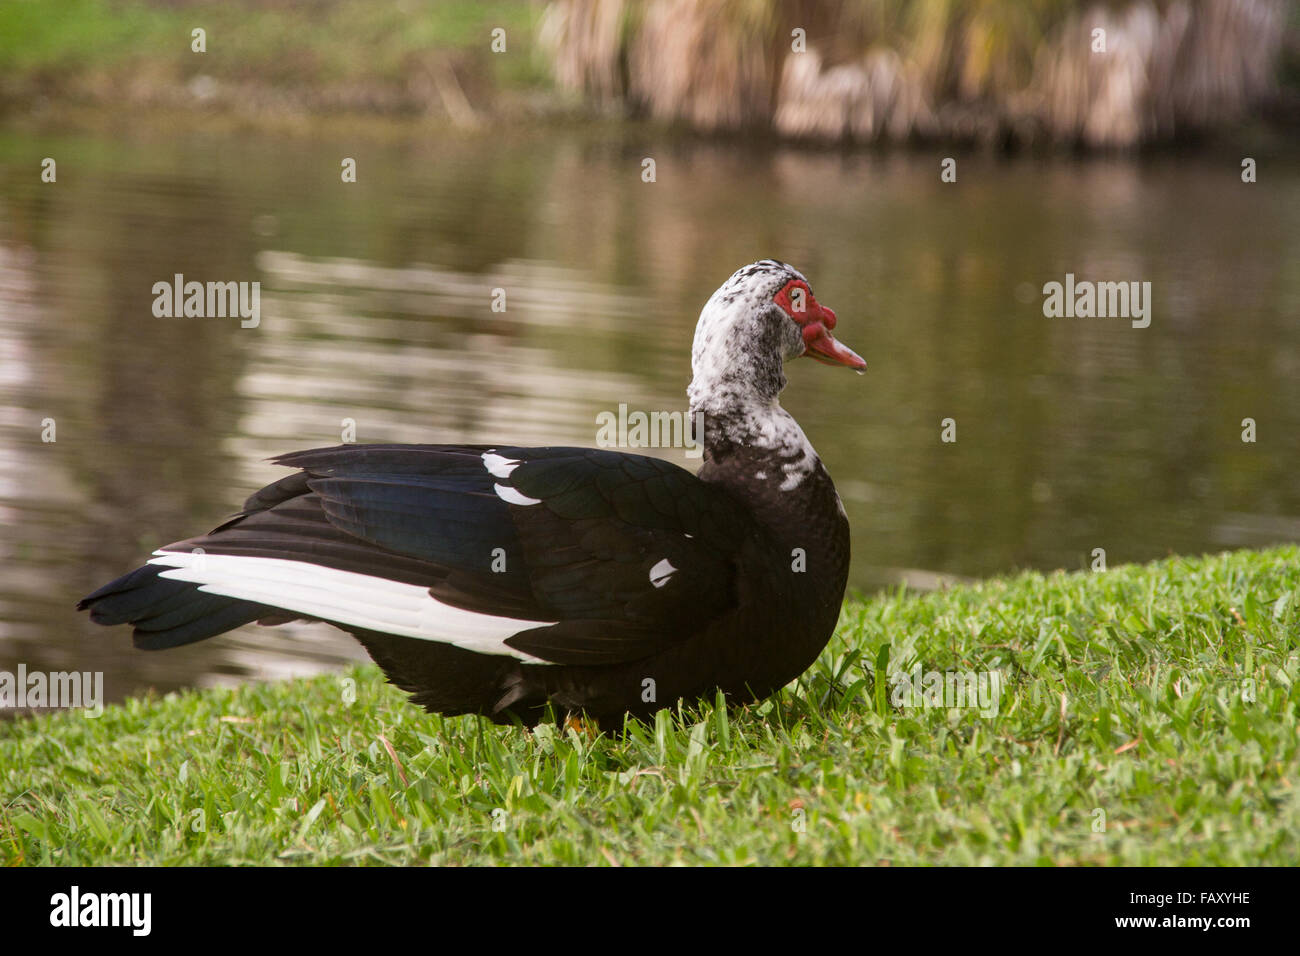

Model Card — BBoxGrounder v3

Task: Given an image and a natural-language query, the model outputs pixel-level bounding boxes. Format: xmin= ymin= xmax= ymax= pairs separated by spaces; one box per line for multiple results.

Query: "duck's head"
xmin=688 ymin=260 xmax=864 ymax=412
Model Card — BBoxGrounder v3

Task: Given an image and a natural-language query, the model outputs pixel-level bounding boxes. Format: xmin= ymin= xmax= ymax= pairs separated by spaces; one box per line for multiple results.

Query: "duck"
xmin=78 ymin=260 xmax=865 ymax=727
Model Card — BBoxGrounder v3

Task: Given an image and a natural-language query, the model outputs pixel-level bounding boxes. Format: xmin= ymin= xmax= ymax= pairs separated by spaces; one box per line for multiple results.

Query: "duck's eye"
xmin=774 ymin=279 xmax=811 ymax=319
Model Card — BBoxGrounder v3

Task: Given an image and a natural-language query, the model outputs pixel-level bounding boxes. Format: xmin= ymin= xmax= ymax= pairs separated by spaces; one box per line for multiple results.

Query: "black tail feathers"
xmin=78 ymin=563 xmax=275 ymax=649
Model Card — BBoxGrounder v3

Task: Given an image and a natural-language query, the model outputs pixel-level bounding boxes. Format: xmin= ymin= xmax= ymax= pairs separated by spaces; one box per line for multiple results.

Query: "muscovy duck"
xmin=79 ymin=260 xmax=864 ymax=726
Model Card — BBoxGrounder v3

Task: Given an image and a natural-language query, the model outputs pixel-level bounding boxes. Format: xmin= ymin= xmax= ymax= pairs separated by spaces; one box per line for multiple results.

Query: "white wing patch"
xmin=482 ymin=451 xmax=520 ymax=478
xmin=493 ymin=483 xmax=541 ymax=506
xmin=147 ymin=551 xmax=557 ymax=663
xmin=649 ymin=558 xmax=677 ymax=588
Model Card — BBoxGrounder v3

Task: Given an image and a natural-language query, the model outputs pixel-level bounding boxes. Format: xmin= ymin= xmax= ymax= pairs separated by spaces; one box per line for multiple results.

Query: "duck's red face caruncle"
xmin=773 ymin=278 xmax=866 ymax=371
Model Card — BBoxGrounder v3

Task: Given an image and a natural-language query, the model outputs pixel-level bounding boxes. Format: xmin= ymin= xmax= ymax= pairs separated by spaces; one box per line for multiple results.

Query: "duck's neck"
xmin=686 ymin=290 xmax=824 ymax=492
xmin=688 ymin=375 xmax=820 ymax=493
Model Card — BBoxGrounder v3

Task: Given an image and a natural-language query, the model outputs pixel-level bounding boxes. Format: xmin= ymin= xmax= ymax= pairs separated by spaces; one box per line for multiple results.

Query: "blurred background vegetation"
xmin=1 ymin=0 xmax=1295 ymax=146
xmin=545 ymin=0 xmax=1298 ymax=146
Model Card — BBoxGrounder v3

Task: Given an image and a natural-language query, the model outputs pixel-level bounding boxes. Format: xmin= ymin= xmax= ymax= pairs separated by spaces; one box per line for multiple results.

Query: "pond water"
xmin=1 ymin=119 xmax=1297 ymax=706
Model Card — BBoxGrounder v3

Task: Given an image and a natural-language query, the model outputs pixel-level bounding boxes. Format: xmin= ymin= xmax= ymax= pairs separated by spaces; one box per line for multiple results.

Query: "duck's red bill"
xmin=803 ymin=325 xmax=866 ymax=371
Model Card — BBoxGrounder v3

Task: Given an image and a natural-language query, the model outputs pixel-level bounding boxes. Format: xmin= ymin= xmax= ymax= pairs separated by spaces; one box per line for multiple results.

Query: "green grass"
xmin=3 ymin=545 xmax=1298 ymax=865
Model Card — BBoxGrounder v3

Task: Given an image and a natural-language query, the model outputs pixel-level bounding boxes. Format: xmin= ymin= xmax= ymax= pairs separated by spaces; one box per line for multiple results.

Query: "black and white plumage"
xmin=79 ymin=260 xmax=865 ymax=726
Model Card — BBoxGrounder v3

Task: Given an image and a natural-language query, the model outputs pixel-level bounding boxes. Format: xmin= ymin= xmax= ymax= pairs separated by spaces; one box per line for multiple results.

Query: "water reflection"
xmin=0 ymin=124 xmax=1296 ymax=706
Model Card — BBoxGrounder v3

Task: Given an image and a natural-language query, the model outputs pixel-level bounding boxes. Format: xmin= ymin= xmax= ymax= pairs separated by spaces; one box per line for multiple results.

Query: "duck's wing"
xmin=80 ymin=444 xmax=758 ymax=667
